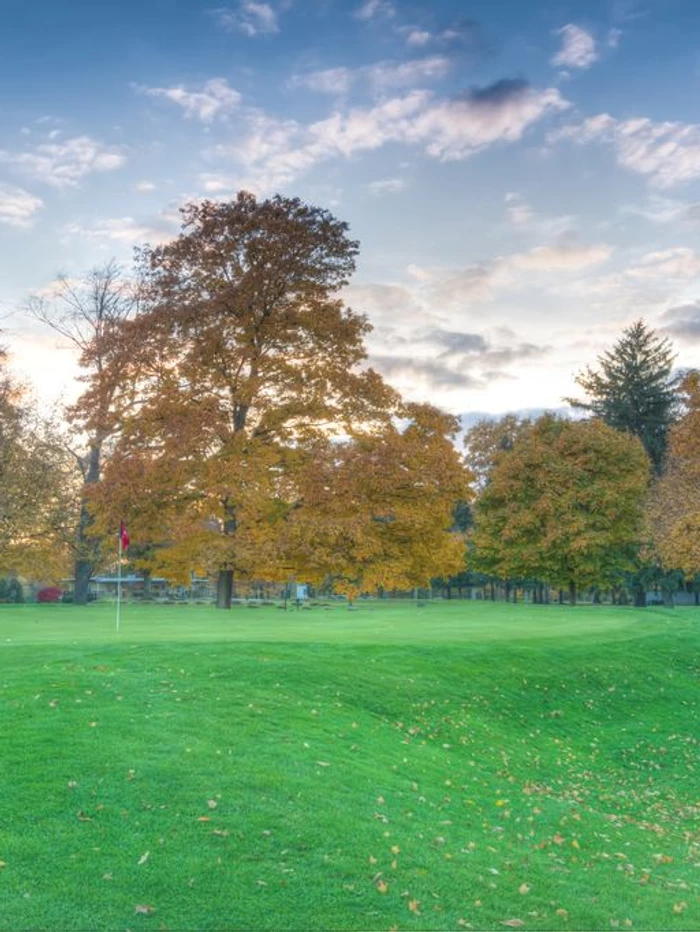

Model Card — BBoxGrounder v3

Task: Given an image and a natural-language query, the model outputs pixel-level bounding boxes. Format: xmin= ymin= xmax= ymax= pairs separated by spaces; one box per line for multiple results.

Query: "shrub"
xmin=37 ymin=586 xmax=63 ymax=603
xmin=0 ymin=577 xmax=25 ymax=603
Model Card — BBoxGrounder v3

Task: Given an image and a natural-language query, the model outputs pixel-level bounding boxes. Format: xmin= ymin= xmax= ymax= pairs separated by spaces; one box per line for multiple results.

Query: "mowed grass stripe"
xmin=0 ymin=602 xmax=698 ymax=930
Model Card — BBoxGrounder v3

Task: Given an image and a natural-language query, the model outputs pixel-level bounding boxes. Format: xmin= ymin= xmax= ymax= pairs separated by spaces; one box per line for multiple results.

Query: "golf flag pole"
xmin=116 ymin=522 xmax=129 ymax=633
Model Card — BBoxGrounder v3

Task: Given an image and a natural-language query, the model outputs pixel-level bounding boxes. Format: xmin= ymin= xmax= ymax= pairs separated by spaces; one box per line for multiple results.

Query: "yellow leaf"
xmin=673 ymin=902 xmax=687 ymax=914
xmin=0 ymin=861 xmax=6 ymax=870
xmin=518 ymin=883 xmax=531 ymax=895
xmin=207 ymin=799 xmax=218 ymax=809
xmin=134 ymin=904 xmax=155 ymax=914
xmin=408 ymin=899 xmax=421 ymax=914
xmin=501 ymin=921 xmax=525 ymax=928
xmin=376 ymin=879 xmax=389 ymax=894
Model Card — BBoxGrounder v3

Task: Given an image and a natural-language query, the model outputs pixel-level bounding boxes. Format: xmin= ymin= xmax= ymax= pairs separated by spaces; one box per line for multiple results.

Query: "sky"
xmin=1 ymin=0 xmax=700 ymax=422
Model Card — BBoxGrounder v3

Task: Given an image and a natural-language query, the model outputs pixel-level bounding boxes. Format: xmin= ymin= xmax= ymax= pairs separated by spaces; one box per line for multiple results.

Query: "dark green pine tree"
xmin=566 ymin=320 xmax=679 ymax=474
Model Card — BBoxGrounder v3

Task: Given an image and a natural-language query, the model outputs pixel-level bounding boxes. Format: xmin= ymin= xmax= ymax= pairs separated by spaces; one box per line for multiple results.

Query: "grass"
xmin=0 ymin=600 xmax=699 ymax=931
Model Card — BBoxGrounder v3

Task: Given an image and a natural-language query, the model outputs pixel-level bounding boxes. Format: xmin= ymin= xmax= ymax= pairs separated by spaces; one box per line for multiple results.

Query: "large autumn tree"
xmin=101 ymin=193 xmax=398 ymax=607
xmin=27 ymin=262 xmax=139 ymax=602
xmin=471 ymin=415 xmax=650 ymax=602
xmin=566 ymin=320 xmax=678 ymax=474
xmin=279 ymin=404 xmax=471 ymax=597
xmin=648 ymin=370 xmax=700 ymax=580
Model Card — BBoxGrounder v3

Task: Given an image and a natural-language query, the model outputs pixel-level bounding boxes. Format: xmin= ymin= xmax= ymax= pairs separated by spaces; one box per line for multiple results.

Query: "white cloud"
xmin=213 ymin=81 xmax=568 ymax=192
xmin=626 ymin=247 xmax=700 ymax=282
xmin=213 ymin=2 xmax=279 ymax=36
xmin=0 ymin=136 xmax=126 ymax=188
xmin=65 ymin=216 xmax=176 ymax=245
xmin=367 ymin=177 xmax=407 ymax=195
xmin=406 ymin=81 xmax=568 ymax=161
xmin=406 ymin=29 xmax=431 ymax=47
xmin=607 ymin=27 xmax=622 ymax=48
xmin=551 ymin=24 xmax=599 ymax=70
xmin=354 ymin=0 xmax=395 ymax=21
xmin=291 ymin=67 xmax=353 ymax=95
xmin=552 ymin=113 xmax=700 ymax=188
xmin=411 ymin=240 xmax=613 ymax=308
xmin=135 ymin=180 xmax=156 ymax=192
xmin=139 ymin=78 xmax=242 ymax=122
xmin=0 ymin=185 xmax=43 ymax=228
xmin=290 ymin=55 xmax=452 ymax=95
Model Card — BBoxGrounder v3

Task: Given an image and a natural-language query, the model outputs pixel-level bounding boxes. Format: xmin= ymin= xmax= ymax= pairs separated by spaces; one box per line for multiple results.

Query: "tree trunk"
xmin=217 ymin=569 xmax=233 ymax=610
xmin=74 ymin=559 xmax=93 ymax=605
xmin=569 ymin=582 xmax=577 ymax=605
xmin=216 ymin=499 xmax=237 ymax=610
xmin=633 ymin=587 xmax=647 ymax=607
xmin=73 ymin=443 xmax=101 ymax=605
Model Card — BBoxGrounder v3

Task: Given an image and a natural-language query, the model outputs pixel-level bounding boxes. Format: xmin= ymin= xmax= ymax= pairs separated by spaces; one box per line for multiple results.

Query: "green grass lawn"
xmin=0 ymin=600 xmax=698 ymax=931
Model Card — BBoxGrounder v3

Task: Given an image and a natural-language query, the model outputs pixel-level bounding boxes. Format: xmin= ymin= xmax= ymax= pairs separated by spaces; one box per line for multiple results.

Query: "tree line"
xmin=1 ymin=192 xmax=697 ymax=608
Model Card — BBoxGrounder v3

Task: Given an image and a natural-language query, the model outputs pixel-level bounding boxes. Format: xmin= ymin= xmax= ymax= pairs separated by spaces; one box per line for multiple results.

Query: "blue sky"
xmin=2 ymin=0 xmax=699 ymax=418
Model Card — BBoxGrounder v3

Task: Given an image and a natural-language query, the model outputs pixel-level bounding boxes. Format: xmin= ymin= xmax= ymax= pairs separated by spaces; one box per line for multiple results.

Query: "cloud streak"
xmin=552 ymin=113 xmax=700 ymax=188
xmin=290 ymin=55 xmax=452 ymax=96
xmin=212 ymin=2 xmax=279 ymax=36
xmin=0 ymin=136 xmax=126 ymax=188
xmin=138 ymin=78 xmax=242 ymax=122
xmin=210 ymin=80 xmax=568 ymax=191
xmin=0 ymin=185 xmax=43 ymax=228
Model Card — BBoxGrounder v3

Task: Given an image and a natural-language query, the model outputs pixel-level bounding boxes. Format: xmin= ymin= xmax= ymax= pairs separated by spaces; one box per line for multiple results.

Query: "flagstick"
xmin=116 ymin=532 xmax=123 ymax=633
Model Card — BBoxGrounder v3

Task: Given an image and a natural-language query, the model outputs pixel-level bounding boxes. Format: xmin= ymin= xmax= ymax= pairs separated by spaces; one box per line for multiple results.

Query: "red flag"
xmin=120 ymin=522 xmax=130 ymax=550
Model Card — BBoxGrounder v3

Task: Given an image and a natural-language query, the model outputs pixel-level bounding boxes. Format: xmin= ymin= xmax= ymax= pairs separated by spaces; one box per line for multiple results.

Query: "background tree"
xmin=463 ymin=414 xmax=531 ymax=491
xmin=648 ymin=369 xmax=700 ymax=580
xmin=566 ymin=319 xmax=678 ymax=474
xmin=280 ymin=405 xmax=471 ymax=598
xmin=27 ymin=262 xmax=139 ymax=602
xmin=104 ymin=193 xmax=397 ymax=608
xmin=471 ymin=415 xmax=650 ymax=603
xmin=0 ymin=349 xmax=76 ymax=580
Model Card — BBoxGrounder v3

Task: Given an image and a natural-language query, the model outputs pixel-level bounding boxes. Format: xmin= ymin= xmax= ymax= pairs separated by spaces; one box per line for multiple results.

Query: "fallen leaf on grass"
xmin=134 ymin=904 xmax=155 ymax=914
xmin=519 ymin=883 xmax=531 ymax=895
xmin=376 ymin=879 xmax=389 ymax=893
xmin=197 ymin=816 xmax=211 ymax=822
xmin=212 ymin=829 xmax=230 ymax=837
xmin=408 ymin=899 xmax=421 ymax=914
xmin=138 ymin=851 xmax=150 ymax=866
xmin=207 ymin=799 xmax=218 ymax=809
xmin=673 ymin=903 xmax=687 ymax=914
xmin=316 ymin=761 xmax=330 ymax=767
xmin=0 ymin=861 xmax=6 ymax=869
xmin=77 ymin=811 xmax=93 ymax=822
xmin=501 ymin=921 xmax=525 ymax=928
xmin=552 ymin=834 xmax=565 ymax=845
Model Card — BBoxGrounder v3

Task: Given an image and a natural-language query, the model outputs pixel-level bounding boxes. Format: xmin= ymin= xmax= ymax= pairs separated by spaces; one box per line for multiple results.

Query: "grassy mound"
xmin=0 ymin=601 xmax=698 ymax=930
